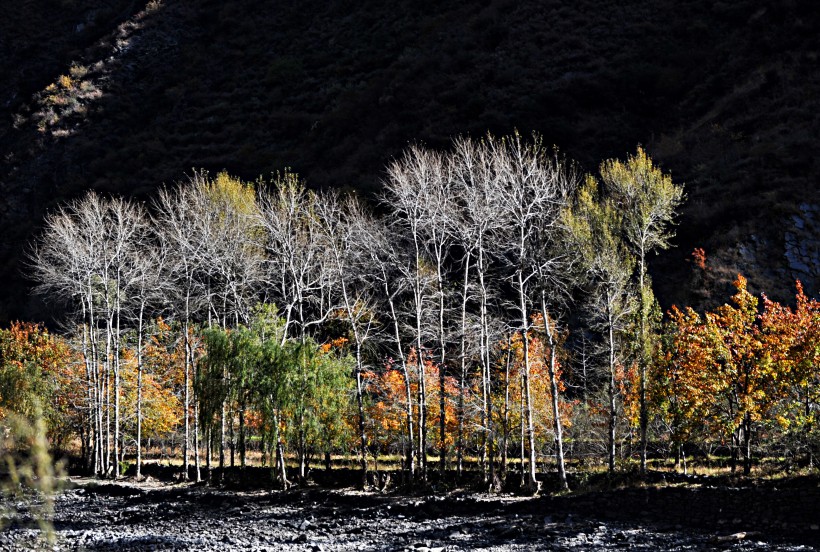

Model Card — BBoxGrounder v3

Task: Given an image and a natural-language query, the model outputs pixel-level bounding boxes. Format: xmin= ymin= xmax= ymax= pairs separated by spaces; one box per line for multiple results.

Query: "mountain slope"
xmin=1 ymin=0 xmax=818 ymax=321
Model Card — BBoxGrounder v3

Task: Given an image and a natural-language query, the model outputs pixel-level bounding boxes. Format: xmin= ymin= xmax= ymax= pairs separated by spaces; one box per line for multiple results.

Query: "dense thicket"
xmin=3 ymin=134 xmax=818 ymax=489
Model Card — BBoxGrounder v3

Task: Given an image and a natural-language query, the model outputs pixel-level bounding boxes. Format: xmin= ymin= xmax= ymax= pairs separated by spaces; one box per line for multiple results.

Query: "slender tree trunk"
xmin=519 ymin=274 xmax=538 ymax=493
xmin=519 ymin=384 xmax=526 ymax=487
xmin=540 ymin=297 xmax=569 ymax=491
xmin=273 ymin=409 xmax=289 ymax=488
xmin=417 ymin=344 xmax=427 ymax=481
xmin=104 ymin=307 xmax=112 ymax=476
xmin=638 ymin=251 xmax=648 ymax=474
xmin=608 ymin=301 xmax=617 ymax=474
xmin=136 ymin=304 xmax=145 ymax=479
xmin=298 ymin=428 xmax=306 ymax=482
xmin=501 ymin=336 xmax=512 ymax=477
xmin=411 ymin=232 xmax=429 ymax=482
xmin=219 ymin=398 xmax=226 ymax=476
xmin=412 ymin=239 xmax=428 ymax=483
xmin=730 ymin=429 xmax=738 ymax=473
xmin=105 ymin=356 xmax=111 ymax=476
xmin=743 ymin=412 xmax=752 ymax=475
xmin=457 ymin=252 xmax=470 ymax=479
xmin=239 ymin=405 xmax=246 ymax=469
xmin=384 ymin=283 xmax=415 ymax=479
xmin=194 ymin=403 xmax=201 ymax=482
xmin=206 ymin=426 xmax=212 ymax=483
xmin=230 ymin=413 xmax=235 ymax=468
xmin=114 ymin=292 xmax=122 ymax=478
xmin=355 ymin=343 xmax=368 ymax=488
xmin=478 ymin=246 xmax=491 ymax=482
xmin=183 ymin=314 xmax=191 ymax=481
xmin=86 ymin=283 xmax=103 ymax=476
xmin=436 ymin=261 xmax=447 ymax=477
xmin=80 ymin=309 xmax=95 ymax=474
xmin=191 ymin=340 xmax=201 ymax=483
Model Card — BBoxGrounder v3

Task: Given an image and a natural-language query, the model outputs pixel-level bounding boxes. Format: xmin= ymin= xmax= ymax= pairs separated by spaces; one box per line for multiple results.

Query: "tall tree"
xmin=124 ymin=227 xmax=166 ymax=480
xmin=358 ymin=214 xmax=417 ymax=478
xmin=600 ymin=147 xmax=684 ymax=472
xmin=494 ymin=132 xmax=571 ymax=493
xmin=704 ymin=275 xmax=776 ymax=475
xmin=154 ymin=184 xmax=209 ymax=480
xmin=316 ymin=192 xmax=378 ymax=487
xmin=103 ymin=197 xmax=146 ymax=477
xmin=383 ymin=145 xmax=442 ymax=481
xmin=564 ymin=176 xmax=636 ymax=473
xmin=30 ymin=194 xmax=100 ymax=472
xmin=450 ymin=135 xmax=505 ymax=480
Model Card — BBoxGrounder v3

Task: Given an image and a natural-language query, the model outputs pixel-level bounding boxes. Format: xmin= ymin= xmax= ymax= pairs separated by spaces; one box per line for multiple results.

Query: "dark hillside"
xmin=1 ymin=0 xmax=818 ymax=321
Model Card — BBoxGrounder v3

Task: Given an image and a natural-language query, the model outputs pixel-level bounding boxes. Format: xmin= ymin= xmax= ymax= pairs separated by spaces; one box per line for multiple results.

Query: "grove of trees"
xmin=1 ymin=133 xmax=817 ymax=491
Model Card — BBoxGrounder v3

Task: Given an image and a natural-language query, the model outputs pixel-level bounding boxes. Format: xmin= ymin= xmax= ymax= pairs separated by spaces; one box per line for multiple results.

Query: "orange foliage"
xmin=690 ymin=247 xmax=707 ymax=271
xmin=495 ymin=329 xmax=573 ymax=445
xmin=364 ymin=349 xmax=460 ymax=452
xmin=0 ymin=322 xmax=80 ymax=444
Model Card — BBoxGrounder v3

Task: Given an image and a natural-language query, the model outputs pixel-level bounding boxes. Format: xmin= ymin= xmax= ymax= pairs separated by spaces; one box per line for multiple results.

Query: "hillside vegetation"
xmin=1 ymin=0 xmax=818 ymax=321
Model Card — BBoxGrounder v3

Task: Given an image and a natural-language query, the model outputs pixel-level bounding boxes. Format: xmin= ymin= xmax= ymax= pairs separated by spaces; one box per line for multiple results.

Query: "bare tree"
xmin=153 ymin=185 xmax=209 ymax=480
xmin=258 ymin=172 xmax=329 ymax=343
xmin=494 ymin=132 xmax=570 ymax=493
xmin=122 ymin=219 xmax=167 ymax=480
xmin=31 ymin=192 xmax=146 ymax=478
xmin=30 ymin=194 xmax=103 ymax=473
xmin=383 ymin=145 xmax=443 ymax=481
xmin=103 ymin=197 xmax=145 ymax=478
xmin=316 ymin=191 xmax=380 ymax=487
xmin=358 ymin=213 xmax=417 ymax=479
xmin=449 ymin=135 xmax=505 ymax=480
xmin=416 ymin=154 xmax=455 ymax=477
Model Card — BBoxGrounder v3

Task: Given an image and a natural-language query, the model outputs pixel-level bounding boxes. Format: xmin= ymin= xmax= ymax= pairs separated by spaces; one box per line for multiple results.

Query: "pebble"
xmin=0 ymin=485 xmax=814 ymax=551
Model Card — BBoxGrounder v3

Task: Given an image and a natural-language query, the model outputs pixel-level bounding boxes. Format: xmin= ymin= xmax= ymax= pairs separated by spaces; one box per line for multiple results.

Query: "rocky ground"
xmin=1 ymin=477 xmax=819 ymax=551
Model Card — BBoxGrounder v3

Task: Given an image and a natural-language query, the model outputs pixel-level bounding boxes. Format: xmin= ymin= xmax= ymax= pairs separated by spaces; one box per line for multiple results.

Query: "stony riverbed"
xmin=1 ymin=478 xmax=818 ymax=551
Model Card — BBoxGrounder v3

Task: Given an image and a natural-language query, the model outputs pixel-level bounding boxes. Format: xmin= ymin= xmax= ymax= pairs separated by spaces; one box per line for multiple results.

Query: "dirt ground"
xmin=2 ymin=473 xmax=819 ymax=551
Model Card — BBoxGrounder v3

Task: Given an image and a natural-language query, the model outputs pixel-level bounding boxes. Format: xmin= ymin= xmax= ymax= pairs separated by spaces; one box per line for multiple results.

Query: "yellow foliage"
xmin=57 ymin=75 xmax=73 ymax=89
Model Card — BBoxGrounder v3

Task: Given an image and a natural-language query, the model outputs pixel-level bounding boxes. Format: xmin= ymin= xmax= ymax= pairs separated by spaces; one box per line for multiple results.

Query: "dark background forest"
xmin=1 ymin=0 xmax=818 ymax=324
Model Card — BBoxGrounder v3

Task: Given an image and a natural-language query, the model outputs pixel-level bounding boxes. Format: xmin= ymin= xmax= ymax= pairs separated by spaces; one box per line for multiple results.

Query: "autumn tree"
xmin=0 ymin=323 xmax=76 ymax=439
xmin=654 ymin=306 xmax=716 ymax=471
xmin=704 ymin=275 xmax=777 ymax=475
xmin=600 ymin=147 xmax=684 ymax=472
xmin=759 ymin=281 xmax=820 ymax=467
xmin=564 ymin=176 xmax=635 ymax=473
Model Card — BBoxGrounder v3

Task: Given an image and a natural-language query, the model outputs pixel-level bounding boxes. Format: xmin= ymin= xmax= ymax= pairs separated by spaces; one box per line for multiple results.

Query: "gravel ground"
xmin=1 ymin=478 xmax=817 ymax=551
